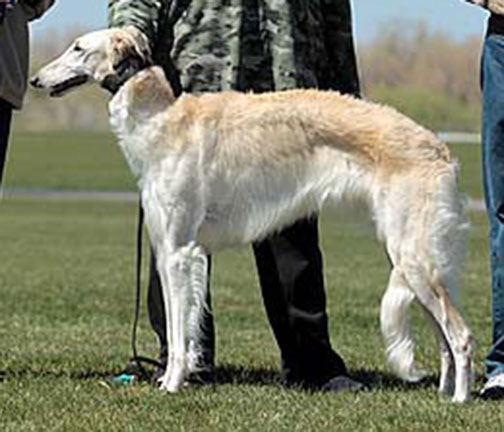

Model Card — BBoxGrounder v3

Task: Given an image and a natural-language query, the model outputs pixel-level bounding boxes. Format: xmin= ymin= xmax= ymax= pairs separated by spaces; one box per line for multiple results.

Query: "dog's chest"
xmin=116 ymin=135 xmax=148 ymax=180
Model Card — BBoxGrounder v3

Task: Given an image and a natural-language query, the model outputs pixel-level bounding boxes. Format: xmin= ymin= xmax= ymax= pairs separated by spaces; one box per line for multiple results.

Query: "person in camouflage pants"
xmin=109 ymin=0 xmax=367 ymax=392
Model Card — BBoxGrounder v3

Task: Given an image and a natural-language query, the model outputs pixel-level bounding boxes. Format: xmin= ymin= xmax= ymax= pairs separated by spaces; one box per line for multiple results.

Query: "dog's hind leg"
xmin=401 ymin=261 xmax=473 ymax=403
xmin=380 ymin=268 xmax=427 ymax=382
xmin=414 ymin=300 xmax=456 ymax=397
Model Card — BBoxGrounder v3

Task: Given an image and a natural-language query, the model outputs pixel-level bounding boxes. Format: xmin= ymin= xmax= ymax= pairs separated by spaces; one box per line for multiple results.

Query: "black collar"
xmin=101 ymin=57 xmax=151 ymax=95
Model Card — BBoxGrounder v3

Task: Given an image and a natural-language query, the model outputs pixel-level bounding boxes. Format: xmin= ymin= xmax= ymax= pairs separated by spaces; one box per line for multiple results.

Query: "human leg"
xmin=0 ymin=98 xmax=13 ymax=185
xmin=481 ymin=34 xmax=504 ymax=379
xmin=480 ymin=34 xmax=504 ymax=397
xmin=253 ymin=218 xmax=366 ymax=391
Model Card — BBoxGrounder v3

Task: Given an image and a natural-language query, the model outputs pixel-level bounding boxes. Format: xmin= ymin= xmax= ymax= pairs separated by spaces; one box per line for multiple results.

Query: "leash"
xmin=128 ymin=199 xmax=163 ymax=379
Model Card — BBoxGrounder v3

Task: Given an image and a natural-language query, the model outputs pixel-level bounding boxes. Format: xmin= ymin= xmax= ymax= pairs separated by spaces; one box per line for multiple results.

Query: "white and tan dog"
xmin=32 ymin=27 xmax=473 ymax=402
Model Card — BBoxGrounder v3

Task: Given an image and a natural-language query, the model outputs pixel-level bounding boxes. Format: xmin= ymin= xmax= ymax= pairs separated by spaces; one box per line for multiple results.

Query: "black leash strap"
xmin=129 ymin=199 xmax=163 ymax=376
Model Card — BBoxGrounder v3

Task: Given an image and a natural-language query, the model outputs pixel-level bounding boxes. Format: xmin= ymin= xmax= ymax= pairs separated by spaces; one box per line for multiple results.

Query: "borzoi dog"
xmin=31 ymin=27 xmax=473 ymax=402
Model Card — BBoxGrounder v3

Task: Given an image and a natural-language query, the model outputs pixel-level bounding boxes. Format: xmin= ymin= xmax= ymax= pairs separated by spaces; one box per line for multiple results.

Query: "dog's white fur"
xmin=32 ymin=27 xmax=473 ymax=402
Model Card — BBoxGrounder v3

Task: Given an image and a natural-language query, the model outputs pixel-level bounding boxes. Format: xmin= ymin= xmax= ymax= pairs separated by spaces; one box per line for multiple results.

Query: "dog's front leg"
xmin=155 ymin=242 xmax=209 ymax=392
xmin=157 ymin=244 xmax=193 ymax=393
xmin=141 ymin=188 xmax=193 ymax=392
xmin=186 ymin=245 xmax=209 ymax=377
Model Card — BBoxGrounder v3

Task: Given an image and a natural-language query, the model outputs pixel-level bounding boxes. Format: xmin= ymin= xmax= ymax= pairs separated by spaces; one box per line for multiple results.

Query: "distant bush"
xmin=366 ymin=84 xmax=481 ymax=132
xmin=359 ymin=21 xmax=482 ymax=132
xmin=18 ymin=20 xmax=484 ymax=133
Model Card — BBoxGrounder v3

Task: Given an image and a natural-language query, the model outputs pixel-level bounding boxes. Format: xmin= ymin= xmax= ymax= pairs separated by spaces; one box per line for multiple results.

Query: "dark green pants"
xmin=0 ymin=98 xmax=13 ymax=185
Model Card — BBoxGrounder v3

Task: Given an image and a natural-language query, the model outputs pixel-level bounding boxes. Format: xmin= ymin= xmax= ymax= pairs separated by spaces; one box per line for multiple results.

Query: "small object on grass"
xmin=109 ymin=373 xmax=137 ymax=387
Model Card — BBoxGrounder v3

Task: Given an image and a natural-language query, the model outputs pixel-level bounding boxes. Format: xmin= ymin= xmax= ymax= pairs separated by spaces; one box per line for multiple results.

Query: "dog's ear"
xmin=112 ymin=26 xmax=153 ymax=71
xmin=99 ymin=27 xmax=153 ymax=93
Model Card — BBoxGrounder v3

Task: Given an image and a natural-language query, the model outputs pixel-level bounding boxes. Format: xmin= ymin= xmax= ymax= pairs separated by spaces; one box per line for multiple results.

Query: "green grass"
xmin=0 ymin=132 xmax=501 ymax=431
xmin=3 ymin=131 xmax=135 ymax=191
xmin=3 ymin=131 xmax=484 ymax=199
xmin=448 ymin=143 xmax=484 ymax=200
xmin=0 ymin=199 xmax=502 ymax=431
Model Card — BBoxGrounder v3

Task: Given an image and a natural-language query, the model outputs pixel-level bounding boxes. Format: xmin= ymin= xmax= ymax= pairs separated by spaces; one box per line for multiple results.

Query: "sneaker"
xmin=480 ymin=373 xmax=504 ymax=400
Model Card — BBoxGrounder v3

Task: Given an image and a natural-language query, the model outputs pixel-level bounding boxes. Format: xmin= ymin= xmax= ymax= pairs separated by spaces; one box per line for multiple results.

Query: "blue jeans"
xmin=481 ymin=34 xmax=504 ymax=378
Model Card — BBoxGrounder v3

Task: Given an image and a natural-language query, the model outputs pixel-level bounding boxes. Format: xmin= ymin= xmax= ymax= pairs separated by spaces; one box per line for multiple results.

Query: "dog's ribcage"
xmin=193 ymin=145 xmax=368 ymax=249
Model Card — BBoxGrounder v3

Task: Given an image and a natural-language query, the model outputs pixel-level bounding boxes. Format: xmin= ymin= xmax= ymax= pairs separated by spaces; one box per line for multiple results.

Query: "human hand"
xmin=471 ymin=0 xmax=504 ymax=15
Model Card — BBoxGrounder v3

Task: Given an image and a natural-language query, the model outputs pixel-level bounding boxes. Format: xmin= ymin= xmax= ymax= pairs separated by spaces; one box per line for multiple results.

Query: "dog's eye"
xmin=73 ymin=44 xmax=84 ymax=52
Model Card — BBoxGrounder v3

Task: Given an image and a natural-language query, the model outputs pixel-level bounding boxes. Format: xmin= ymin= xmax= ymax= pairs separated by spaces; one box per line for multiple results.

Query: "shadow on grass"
xmin=214 ymin=365 xmax=487 ymax=397
xmin=352 ymin=368 xmax=487 ymax=395
xmin=0 ymin=366 xmax=121 ymax=381
xmin=352 ymin=369 xmax=438 ymax=392
xmin=214 ymin=363 xmax=282 ymax=387
xmin=0 ymin=364 xmax=486 ymax=396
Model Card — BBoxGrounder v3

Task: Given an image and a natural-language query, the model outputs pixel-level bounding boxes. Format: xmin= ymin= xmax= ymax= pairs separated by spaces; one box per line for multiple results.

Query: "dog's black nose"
xmin=30 ymin=76 xmax=42 ymax=88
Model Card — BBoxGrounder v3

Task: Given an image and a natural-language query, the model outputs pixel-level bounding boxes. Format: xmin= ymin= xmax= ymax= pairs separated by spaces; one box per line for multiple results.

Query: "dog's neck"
xmin=108 ymin=80 xmax=174 ymax=182
xmin=108 ymin=89 xmax=149 ymax=181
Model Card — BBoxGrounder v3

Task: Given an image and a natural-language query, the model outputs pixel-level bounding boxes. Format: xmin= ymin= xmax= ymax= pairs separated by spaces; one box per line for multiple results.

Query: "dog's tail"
xmin=381 ymin=270 xmax=427 ymax=382
xmin=428 ymin=162 xmax=469 ymax=299
xmin=380 ymin=160 xmax=469 ymax=381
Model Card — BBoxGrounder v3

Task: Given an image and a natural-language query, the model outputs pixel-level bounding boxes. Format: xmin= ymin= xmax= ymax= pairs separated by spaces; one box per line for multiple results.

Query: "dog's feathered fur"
xmin=32 ymin=27 xmax=473 ymax=402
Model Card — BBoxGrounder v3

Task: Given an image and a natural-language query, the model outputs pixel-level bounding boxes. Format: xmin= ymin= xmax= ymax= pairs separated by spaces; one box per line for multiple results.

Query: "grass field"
xmin=1 ymin=132 xmax=502 ymax=431
xmin=3 ymin=131 xmax=135 ymax=192
xmin=2 ymin=131 xmax=485 ymax=199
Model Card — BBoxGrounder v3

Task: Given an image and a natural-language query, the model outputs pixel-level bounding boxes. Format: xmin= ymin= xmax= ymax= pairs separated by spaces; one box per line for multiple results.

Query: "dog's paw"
xmin=402 ymin=367 xmax=429 ymax=383
xmin=158 ymin=372 xmax=183 ymax=393
xmin=451 ymin=391 xmax=471 ymax=404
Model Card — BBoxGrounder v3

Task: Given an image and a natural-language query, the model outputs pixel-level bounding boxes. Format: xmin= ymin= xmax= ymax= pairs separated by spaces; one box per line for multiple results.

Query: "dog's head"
xmin=31 ymin=26 xmax=152 ymax=97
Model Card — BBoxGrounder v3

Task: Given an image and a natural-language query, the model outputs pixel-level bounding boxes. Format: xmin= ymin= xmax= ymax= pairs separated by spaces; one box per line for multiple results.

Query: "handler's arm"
xmin=108 ymin=0 xmax=182 ymax=96
xmin=465 ymin=0 xmax=504 ymax=15
xmin=108 ymin=0 xmax=168 ymax=44
xmin=320 ymin=0 xmax=360 ymax=96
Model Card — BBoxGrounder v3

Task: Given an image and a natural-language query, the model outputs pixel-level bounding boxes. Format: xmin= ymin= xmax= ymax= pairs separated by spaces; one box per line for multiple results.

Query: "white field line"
xmin=0 ymin=187 xmax=487 ymax=212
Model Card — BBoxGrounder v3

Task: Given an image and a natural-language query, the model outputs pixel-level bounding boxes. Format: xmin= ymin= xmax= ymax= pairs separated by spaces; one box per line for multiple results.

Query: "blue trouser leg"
xmin=481 ymin=34 xmax=504 ymax=378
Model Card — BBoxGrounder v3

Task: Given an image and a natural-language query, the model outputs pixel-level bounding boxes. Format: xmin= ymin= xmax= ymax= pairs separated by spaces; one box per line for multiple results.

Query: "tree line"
xmin=16 ymin=22 xmax=484 ymax=133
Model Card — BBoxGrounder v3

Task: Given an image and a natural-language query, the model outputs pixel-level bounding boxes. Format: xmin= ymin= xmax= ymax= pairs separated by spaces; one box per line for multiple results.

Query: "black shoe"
xmin=186 ymin=368 xmax=215 ymax=385
xmin=320 ymin=375 xmax=370 ymax=393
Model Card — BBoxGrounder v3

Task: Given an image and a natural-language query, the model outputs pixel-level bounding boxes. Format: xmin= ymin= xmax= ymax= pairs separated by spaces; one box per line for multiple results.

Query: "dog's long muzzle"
xmin=30 ymin=74 xmax=89 ymax=97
